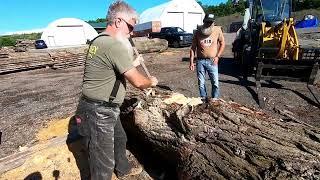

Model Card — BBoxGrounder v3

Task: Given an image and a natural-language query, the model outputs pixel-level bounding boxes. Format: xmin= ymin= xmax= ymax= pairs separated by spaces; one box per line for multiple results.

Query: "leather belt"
xmin=81 ymin=95 xmax=120 ymax=108
xmin=197 ymin=57 xmax=213 ymax=60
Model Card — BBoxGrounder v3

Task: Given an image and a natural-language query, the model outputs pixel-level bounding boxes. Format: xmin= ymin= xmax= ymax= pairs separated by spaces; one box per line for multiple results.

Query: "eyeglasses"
xmin=118 ymin=17 xmax=134 ymax=32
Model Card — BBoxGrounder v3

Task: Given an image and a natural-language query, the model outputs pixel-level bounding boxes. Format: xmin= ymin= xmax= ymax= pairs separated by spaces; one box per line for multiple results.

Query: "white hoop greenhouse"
xmin=41 ymin=18 xmax=98 ymax=48
xmin=138 ymin=0 xmax=205 ymax=33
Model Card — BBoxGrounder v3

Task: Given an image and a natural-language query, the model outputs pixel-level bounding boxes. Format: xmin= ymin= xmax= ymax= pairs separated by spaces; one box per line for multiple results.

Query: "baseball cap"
xmin=203 ymin=14 xmax=215 ymax=23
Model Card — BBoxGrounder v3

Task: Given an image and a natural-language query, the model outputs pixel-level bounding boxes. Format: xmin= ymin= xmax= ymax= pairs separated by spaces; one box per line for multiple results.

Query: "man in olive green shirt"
xmin=82 ymin=33 xmax=134 ymax=105
xmin=74 ymin=1 xmax=158 ymax=180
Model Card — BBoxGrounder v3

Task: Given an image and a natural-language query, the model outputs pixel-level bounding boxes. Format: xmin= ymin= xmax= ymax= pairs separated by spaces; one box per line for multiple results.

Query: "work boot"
xmin=201 ymin=97 xmax=209 ymax=103
xmin=116 ymin=163 xmax=143 ymax=179
xmin=115 ymin=150 xmax=143 ymax=179
xmin=118 ymin=165 xmax=143 ymax=179
xmin=209 ymin=98 xmax=219 ymax=102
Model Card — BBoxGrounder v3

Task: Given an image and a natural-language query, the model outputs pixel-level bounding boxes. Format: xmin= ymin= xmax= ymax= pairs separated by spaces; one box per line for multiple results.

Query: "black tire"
xmin=232 ymin=39 xmax=242 ymax=63
xmin=173 ymin=41 xmax=180 ymax=48
xmin=241 ymin=46 xmax=251 ymax=80
xmin=234 ymin=51 xmax=242 ymax=64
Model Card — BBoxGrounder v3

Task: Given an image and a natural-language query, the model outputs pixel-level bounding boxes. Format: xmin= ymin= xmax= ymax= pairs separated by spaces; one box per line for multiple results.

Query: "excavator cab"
xmin=254 ymin=0 xmax=290 ymax=24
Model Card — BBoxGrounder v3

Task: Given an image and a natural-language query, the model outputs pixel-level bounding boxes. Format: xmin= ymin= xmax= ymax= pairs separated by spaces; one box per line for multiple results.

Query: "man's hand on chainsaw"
xmin=132 ymin=54 xmax=144 ymax=67
xmin=149 ymin=76 xmax=158 ymax=87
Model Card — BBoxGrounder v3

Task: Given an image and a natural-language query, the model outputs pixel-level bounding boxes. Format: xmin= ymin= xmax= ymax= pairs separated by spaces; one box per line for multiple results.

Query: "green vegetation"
xmin=0 ymin=33 xmax=41 ymax=47
xmin=293 ymin=0 xmax=320 ymax=11
xmin=86 ymin=18 xmax=106 ymax=23
xmin=198 ymin=0 xmax=246 ymax=17
xmin=198 ymin=0 xmax=320 ymax=18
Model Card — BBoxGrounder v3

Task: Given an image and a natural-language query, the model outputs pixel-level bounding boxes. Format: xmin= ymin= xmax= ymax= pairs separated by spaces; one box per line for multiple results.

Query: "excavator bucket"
xmin=299 ymin=47 xmax=320 ymax=84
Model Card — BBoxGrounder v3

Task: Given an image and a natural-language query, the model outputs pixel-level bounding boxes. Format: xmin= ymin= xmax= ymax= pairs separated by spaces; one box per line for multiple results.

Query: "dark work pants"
xmin=75 ymin=97 xmax=131 ymax=180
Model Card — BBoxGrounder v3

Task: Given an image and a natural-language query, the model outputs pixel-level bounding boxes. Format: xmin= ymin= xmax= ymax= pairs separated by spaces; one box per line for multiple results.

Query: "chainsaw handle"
xmin=129 ymin=38 xmax=151 ymax=77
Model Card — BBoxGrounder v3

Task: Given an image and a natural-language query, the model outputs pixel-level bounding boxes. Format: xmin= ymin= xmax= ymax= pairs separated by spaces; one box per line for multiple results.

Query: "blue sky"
xmin=0 ymin=0 xmax=226 ymax=35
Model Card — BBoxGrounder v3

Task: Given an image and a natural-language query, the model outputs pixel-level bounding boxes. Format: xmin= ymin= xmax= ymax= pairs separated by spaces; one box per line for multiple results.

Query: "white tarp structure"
xmin=139 ymin=0 xmax=205 ymax=33
xmin=41 ymin=18 xmax=98 ymax=48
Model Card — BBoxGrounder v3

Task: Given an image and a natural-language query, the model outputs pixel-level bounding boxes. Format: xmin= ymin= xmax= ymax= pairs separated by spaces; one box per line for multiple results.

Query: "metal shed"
xmin=139 ymin=0 xmax=205 ymax=33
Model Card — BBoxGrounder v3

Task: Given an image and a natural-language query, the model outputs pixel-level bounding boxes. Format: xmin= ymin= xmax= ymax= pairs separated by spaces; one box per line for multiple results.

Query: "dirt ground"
xmin=0 ymin=34 xmax=320 ymax=178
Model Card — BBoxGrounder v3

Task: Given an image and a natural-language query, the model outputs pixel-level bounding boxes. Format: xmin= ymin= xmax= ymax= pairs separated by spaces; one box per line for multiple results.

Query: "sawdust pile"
xmin=0 ymin=143 xmax=80 ymax=180
xmin=163 ymin=93 xmax=203 ymax=106
xmin=0 ymin=117 xmax=81 ymax=179
xmin=36 ymin=117 xmax=70 ymax=142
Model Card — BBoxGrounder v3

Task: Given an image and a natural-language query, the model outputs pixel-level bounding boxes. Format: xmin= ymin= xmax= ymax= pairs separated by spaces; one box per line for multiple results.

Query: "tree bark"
xmin=121 ymin=89 xmax=320 ymax=180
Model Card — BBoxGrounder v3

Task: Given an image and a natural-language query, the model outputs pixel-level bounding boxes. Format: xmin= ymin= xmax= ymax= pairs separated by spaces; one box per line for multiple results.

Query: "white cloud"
xmin=1 ymin=28 xmax=45 ymax=36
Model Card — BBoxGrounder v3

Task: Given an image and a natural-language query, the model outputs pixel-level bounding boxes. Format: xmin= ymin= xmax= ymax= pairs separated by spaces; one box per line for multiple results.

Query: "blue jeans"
xmin=196 ymin=59 xmax=219 ymax=98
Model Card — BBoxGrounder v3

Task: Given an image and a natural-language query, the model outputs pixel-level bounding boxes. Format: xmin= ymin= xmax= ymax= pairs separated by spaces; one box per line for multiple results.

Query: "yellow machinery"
xmin=259 ymin=18 xmax=299 ymax=60
xmin=232 ymin=0 xmax=320 ymax=108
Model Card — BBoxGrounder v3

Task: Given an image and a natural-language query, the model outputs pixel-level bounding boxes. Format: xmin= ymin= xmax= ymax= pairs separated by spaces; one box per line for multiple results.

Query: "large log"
xmin=121 ymin=88 xmax=320 ymax=179
xmin=132 ymin=37 xmax=168 ymax=54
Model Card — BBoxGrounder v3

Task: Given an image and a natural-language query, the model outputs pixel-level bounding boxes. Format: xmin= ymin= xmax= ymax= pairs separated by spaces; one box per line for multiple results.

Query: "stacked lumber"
xmin=0 ymin=47 xmax=14 ymax=56
xmin=51 ymin=52 xmax=86 ymax=69
xmin=0 ymin=51 xmax=86 ymax=74
xmin=14 ymin=39 xmax=36 ymax=52
xmin=0 ymin=55 xmax=53 ymax=74
xmin=0 ymin=38 xmax=167 ymax=74
xmin=121 ymin=88 xmax=320 ymax=179
xmin=0 ymin=53 xmax=9 ymax=59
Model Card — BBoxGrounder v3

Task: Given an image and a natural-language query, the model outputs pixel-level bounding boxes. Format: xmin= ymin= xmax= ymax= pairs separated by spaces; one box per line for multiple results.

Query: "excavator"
xmin=232 ymin=0 xmax=320 ymax=108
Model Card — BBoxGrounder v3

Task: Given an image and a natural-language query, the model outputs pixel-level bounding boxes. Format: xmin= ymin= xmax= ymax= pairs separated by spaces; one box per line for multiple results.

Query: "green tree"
xmin=0 ymin=37 xmax=16 ymax=47
xmin=203 ymin=0 xmax=245 ymax=17
xmin=87 ymin=18 xmax=106 ymax=23
xmin=201 ymin=0 xmax=319 ymax=17
xmin=292 ymin=0 xmax=320 ymax=11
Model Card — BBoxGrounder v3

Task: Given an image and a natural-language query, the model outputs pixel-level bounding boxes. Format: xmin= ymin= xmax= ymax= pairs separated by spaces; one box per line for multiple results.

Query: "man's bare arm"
xmin=190 ymin=48 xmax=195 ymax=64
xmin=217 ymin=39 xmax=225 ymax=58
xmin=124 ymin=68 xmax=157 ymax=90
xmin=189 ymin=35 xmax=197 ymax=71
xmin=213 ymin=33 xmax=226 ymax=65
xmin=189 ymin=49 xmax=196 ymax=71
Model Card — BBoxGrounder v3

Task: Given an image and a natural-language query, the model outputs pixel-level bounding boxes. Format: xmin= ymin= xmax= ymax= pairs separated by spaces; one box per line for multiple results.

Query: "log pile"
xmin=0 ymin=51 xmax=87 ymax=74
xmin=132 ymin=37 xmax=168 ymax=54
xmin=0 ymin=53 xmax=9 ymax=59
xmin=50 ymin=52 xmax=86 ymax=69
xmin=121 ymin=88 xmax=320 ymax=179
xmin=0 ymin=36 xmax=168 ymax=74
xmin=0 ymin=47 xmax=14 ymax=58
xmin=0 ymin=55 xmax=53 ymax=74
xmin=14 ymin=39 xmax=35 ymax=52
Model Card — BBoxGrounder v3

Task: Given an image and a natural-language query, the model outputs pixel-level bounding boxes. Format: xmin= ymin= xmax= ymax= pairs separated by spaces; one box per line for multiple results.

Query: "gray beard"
xmin=115 ymin=34 xmax=134 ymax=57
xmin=201 ymin=26 xmax=213 ymax=36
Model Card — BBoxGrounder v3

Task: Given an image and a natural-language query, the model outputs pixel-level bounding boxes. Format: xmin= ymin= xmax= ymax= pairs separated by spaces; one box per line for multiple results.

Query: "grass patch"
xmin=0 ymin=33 xmax=41 ymax=47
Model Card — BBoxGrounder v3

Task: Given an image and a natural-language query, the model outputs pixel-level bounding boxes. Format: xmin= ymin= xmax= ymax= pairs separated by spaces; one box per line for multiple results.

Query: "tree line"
xmin=199 ymin=0 xmax=320 ymax=18
xmin=0 ymin=33 xmax=41 ymax=47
